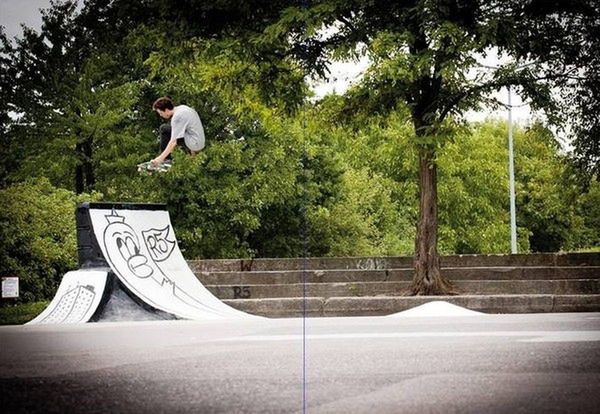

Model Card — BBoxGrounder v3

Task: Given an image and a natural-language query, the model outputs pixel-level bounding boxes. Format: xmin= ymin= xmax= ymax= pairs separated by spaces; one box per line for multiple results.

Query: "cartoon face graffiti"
xmin=103 ymin=210 xmax=153 ymax=278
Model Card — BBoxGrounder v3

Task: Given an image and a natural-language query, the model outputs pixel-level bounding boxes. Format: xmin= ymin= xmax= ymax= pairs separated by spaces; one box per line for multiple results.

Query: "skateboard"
xmin=137 ymin=161 xmax=172 ymax=174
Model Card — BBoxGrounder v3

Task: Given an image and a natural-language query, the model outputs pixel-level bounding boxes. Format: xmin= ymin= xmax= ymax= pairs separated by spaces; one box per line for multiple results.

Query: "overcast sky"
xmin=0 ymin=0 xmax=55 ymax=40
xmin=1 ymin=0 xmax=532 ymax=124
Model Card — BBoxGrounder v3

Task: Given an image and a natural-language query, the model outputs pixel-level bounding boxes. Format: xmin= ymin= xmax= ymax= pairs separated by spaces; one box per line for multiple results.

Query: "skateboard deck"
xmin=137 ymin=161 xmax=172 ymax=174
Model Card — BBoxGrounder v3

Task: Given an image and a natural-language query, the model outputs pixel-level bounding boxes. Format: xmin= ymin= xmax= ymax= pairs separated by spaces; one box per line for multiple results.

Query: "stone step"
xmin=189 ymin=253 xmax=600 ymax=272
xmin=206 ymin=279 xmax=600 ymax=299
xmin=196 ymin=266 xmax=600 ymax=285
xmin=223 ymin=294 xmax=600 ymax=318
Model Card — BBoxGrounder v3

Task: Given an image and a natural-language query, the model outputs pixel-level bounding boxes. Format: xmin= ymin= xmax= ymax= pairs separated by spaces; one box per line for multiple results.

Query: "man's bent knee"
xmin=159 ymin=124 xmax=171 ymax=139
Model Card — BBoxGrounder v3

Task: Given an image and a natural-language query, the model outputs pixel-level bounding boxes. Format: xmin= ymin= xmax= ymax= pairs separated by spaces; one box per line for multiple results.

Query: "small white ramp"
xmin=387 ymin=301 xmax=484 ymax=317
xmin=28 ymin=270 xmax=108 ymax=324
xmin=88 ymin=204 xmax=253 ymax=320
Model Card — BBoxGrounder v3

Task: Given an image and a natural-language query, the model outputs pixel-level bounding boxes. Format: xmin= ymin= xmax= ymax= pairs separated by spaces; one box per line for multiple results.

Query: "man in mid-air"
xmin=150 ymin=96 xmax=205 ymax=166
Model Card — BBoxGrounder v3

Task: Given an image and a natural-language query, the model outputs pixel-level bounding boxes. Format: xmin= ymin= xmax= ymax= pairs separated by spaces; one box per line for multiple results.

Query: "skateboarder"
xmin=149 ymin=97 xmax=205 ymax=167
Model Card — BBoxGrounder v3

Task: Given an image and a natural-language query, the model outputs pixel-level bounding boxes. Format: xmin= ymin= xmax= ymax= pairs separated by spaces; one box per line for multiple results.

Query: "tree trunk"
xmin=74 ymin=136 xmax=94 ymax=194
xmin=411 ymin=146 xmax=455 ymax=295
xmin=75 ymin=142 xmax=85 ymax=194
xmin=83 ymin=136 xmax=95 ymax=191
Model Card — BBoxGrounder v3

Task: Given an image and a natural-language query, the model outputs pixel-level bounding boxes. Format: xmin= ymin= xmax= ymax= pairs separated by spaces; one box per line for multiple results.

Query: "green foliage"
xmin=576 ymin=180 xmax=600 ymax=248
xmin=438 ymin=119 xmax=597 ymax=254
xmin=515 ymin=123 xmax=596 ymax=252
xmin=0 ymin=1 xmax=158 ymax=194
xmin=306 ymin=104 xmax=419 ymax=256
xmin=0 ymin=178 xmax=101 ymax=302
xmin=437 ymin=121 xmax=528 ymax=253
xmin=315 ymin=104 xmax=597 ymax=255
xmin=1 ymin=0 xmax=599 ymax=304
xmin=133 ymin=110 xmax=345 ymax=259
xmin=0 ymin=301 xmax=48 ymax=325
xmin=135 ymin=31 xmax=320 ymax=258
xmin=310 ymin=168 xmax=415 ymax=256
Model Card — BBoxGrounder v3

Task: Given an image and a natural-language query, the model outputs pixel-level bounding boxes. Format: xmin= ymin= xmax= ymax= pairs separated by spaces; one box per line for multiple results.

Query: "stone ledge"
xmin=196 ymin=267 xmax=600 ymax=285
xmin=190 ymin=252 xmax=600 ymax=272
xmin=223 ymin=294 xmax=600 ymax=318
xmin=207 ymin=279 xmax=599 ymax=299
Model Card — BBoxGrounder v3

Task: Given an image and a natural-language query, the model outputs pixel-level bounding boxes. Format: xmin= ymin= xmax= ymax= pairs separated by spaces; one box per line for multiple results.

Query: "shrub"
xmin=0 ymin=178 xmax=100 ymax=303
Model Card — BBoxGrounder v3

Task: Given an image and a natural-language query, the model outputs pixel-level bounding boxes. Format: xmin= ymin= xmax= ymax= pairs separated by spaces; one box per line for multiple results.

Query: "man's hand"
xmin=154 ymin=139 xmax=177 ymax=166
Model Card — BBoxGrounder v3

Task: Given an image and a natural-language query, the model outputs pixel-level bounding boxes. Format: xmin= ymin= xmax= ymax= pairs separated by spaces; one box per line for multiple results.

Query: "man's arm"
xmin=152 ymin=139 xmax=178 ymax=165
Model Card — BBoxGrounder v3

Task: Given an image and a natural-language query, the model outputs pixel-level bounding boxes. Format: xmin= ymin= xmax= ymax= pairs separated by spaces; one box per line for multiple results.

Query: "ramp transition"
xmin=29 ymin=202 xmax=254 ymax=324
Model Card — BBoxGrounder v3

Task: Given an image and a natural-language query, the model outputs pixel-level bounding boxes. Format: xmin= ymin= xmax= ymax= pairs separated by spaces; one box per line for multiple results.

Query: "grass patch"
xmin=574 ymin=246 xmax=600 ymax=253
xmin=0 ymin=301 xmax=48 ymax=325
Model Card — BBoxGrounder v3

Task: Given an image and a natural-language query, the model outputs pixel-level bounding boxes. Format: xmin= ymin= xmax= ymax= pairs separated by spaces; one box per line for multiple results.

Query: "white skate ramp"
xmin=28 ymin=270 xmax=108 ymax=324
xmin=388 ymin=301 xmax=484 ymax=318
xmin=88 ymin=205 xmax=252 ymax=320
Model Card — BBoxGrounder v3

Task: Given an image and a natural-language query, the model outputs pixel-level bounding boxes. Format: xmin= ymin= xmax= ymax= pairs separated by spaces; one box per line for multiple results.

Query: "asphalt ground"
xmin=1 ymin=311 xmax=599 ymax=413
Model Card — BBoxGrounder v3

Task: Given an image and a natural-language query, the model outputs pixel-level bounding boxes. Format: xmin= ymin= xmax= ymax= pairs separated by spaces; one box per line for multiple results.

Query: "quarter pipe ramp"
xmin=29 ymin=202 xmax=253 ymax=324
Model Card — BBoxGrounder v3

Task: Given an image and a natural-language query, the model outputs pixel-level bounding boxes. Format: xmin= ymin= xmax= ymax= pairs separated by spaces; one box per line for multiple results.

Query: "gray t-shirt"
xmin=171 ymin=105 xmax=205 ymax=151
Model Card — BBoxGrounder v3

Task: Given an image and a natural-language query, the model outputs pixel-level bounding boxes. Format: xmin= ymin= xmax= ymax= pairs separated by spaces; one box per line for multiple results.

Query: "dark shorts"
xmin=159 ymin=124 xmax=191 ymax=160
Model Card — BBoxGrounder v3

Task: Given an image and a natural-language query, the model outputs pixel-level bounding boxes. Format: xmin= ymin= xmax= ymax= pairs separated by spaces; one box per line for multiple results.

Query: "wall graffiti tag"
xmin=232 ymin=286 xmax=251 ymax=299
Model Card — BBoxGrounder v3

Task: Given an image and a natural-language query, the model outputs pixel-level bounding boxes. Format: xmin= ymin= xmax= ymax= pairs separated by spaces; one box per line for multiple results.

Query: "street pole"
xmin=508 ymin=86 xmax=518 ymax=254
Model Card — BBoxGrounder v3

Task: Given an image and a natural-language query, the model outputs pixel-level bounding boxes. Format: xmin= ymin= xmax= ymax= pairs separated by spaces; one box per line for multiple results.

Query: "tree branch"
xmin=437 ymin=69 xmax=583 ymax=123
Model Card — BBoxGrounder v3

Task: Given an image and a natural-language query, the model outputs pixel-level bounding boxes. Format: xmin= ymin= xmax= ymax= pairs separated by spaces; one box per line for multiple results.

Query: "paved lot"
xmin=1 ymin=311 xmax=599 ymax=413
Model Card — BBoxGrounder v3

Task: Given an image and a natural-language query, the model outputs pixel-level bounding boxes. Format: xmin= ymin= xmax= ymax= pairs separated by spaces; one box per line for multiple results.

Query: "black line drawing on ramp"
xmin=143 ymin=226 xmax=176 ymax=262
xmin=100 ymin=209 xmax=227 ymax=317
xmin=27 ymin=270 xmax=109 ymax=325
xmin=38 ymin=284 xmax=96 ymax=324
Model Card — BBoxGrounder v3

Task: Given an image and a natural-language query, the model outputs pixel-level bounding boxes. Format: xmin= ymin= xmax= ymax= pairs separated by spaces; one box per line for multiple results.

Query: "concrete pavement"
xmin=1 ymin=310 xmax=599 ymax=413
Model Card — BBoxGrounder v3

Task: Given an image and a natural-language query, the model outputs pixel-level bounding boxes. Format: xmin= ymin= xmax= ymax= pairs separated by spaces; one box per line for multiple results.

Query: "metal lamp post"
xmin=508 ymin=86 xmax=518 ymax=254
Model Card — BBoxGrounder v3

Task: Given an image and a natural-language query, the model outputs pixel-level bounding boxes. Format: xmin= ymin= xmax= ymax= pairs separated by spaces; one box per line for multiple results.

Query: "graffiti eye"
xmin=126 ymin=237 xmax=138 ymax=256
xmin=116 ymin=237 xmax=131 ymax=259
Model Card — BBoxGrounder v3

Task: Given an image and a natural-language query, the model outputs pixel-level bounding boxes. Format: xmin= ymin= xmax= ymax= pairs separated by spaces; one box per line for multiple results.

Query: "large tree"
xmin=276 ymin=0 xmax=600 ymax=294
xmin=506 ymin=0 xmax=600 ymax=179
xmin=0 ymin=0 xmax=144 ymax=192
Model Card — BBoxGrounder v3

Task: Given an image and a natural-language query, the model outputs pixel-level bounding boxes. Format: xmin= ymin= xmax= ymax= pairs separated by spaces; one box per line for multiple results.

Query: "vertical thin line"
xmin=507 ymin=86 xmax=517 ymax=254
xmin=302 ymin=116 xmax=308 ymax=414
xmin=301 ymin=3 xmax=310 ymax=413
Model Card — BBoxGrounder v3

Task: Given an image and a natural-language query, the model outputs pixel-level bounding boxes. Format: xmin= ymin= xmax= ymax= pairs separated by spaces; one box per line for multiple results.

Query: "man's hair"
xmin=153 ymin=97 xmax=174 ymax=111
